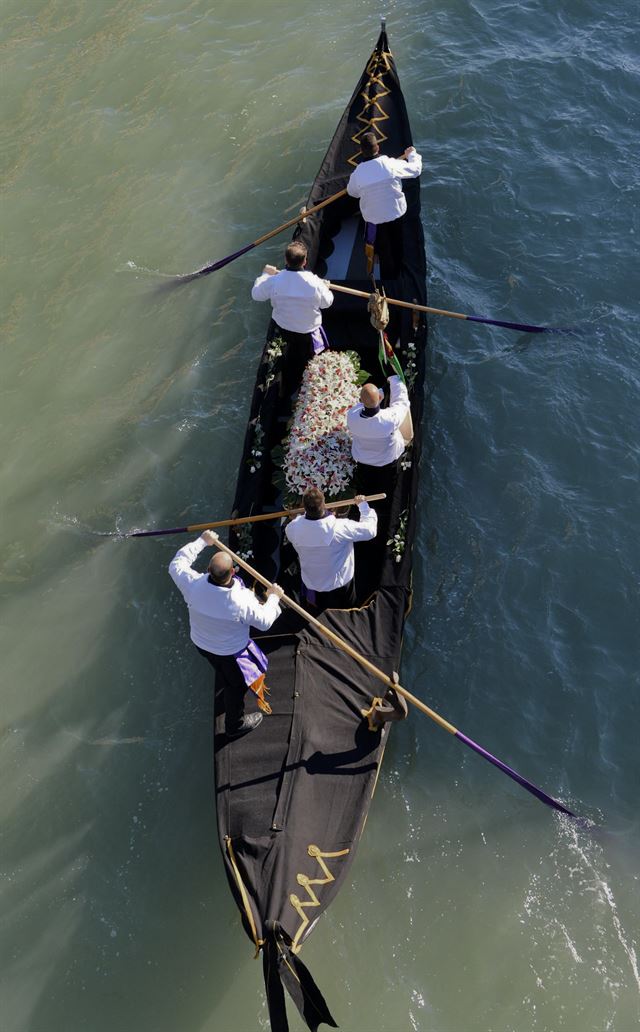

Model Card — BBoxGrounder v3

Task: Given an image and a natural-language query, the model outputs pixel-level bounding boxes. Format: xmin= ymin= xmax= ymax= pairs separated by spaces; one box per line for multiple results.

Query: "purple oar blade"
xmin=455 ymin=730 xmax=577 ymax=818
xmin=467 ymin=315 xmax=555 ymax=333
xmin=129 ymin=526 xmax=189 ymax=538
xmin=466 ymin=313 xmax=553 ymax=330
xmin=177 ymin=242 xmax=257 ymax=283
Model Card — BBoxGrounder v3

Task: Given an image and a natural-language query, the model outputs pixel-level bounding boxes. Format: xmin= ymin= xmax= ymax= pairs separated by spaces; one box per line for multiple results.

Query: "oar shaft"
xmin=252 ymin=188 xmax=348 ymax=248
xmin=172 ymin=189 xmax=349 ymax=282
xmin=222 ymin=492 xmax=385 ymax=528
xmin=328 ymin=282 xmax=467 ymax=319
xmin=327 ymin=283 xmax=560 ymax=334
xmin=209 ymin=536 xmax=580 ymax=819
xmin=129 ymin=494 xmax=386 ymax=538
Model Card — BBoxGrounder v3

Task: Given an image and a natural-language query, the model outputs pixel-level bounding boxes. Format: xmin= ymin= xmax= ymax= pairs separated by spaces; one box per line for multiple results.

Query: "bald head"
xmin=361 ymin=383 xmax=381 ymax=409
xmin=208 ymin=551 xmax=234 ymax=585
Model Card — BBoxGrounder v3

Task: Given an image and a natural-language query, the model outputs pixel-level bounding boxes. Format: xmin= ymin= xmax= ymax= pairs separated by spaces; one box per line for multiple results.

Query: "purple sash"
xmin=233 ymin=638 xmax=268 ymax=688
xmin=301 ymin=581 xmax=317 ymax=606
xmin=310 ymin=325 xmax=329 ymax=355
xmin=364 ymin=222 xmax=377 ymax=275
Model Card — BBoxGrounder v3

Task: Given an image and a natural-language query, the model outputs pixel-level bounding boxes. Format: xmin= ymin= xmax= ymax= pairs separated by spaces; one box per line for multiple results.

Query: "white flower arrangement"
xmin=259 ymin=336 xmax=284 ymax=393
xmin=234 ymin=522 xmax=254 ymax=562
xmin=281 ymin=350 xmax=361 ymax=499
xmin=400 ymin=443 xmax=413 ymax=472
xmin=387 ymin=508 xmax=409 ymax=563
xmin=404 ymin=341 xmax=418 ymax=391
xmin=247 ymin=418 xmax=265 ymax=474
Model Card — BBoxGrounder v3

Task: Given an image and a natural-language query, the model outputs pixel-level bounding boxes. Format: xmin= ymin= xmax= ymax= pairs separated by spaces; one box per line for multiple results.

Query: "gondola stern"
xmin=263 ymin=923 xmax=339 ymax=1032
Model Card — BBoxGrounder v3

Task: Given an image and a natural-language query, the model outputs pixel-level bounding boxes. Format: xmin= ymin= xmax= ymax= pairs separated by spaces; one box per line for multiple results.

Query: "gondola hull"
xmin=213 ymin=27 xmax=427 ymax=1031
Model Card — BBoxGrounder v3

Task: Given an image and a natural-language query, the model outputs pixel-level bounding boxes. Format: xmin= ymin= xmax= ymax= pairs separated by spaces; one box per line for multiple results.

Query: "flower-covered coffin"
xmin=283 ymin=351 xmax=361 ymax=499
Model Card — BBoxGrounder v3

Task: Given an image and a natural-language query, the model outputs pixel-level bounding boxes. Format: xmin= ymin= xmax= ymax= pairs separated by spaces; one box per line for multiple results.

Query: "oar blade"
xmin=181 ymin=243 xmax=257 ymax=280
xmin=156 ymin=187 xmax=347 ymax=289
xmin=455 ymin=730 xmax=577 ymax=819
xmin=157 ymin=243 xmax=257 ymax=290
xmin=128 ymin=526 xmax=189 ymax=538
xmin=466 ymin=315 xmax=577 ymax=335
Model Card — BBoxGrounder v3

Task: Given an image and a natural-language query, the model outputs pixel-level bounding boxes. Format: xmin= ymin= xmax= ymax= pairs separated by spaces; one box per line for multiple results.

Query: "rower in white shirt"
xmin=251 ymin=241 xmax=334 ymax=396
xmin=285 ymin=487 xmax=378 ymax=611
xmin=347 ymin=131 xmax=422 ymax=278
xmin=347 ymin=375 xmax=410 ymax=496
xmin=169 ymin=530 xmax=284 ymax=738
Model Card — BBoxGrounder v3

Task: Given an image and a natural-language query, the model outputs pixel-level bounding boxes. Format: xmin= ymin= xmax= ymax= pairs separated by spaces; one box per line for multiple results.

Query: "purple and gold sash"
xmin=233 ymin=639 xmax=272 ymax=714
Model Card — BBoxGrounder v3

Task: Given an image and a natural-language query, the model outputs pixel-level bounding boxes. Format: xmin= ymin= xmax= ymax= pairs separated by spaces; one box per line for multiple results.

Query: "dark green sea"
xmin=1 ymin=2 xmax=639 ymax=1030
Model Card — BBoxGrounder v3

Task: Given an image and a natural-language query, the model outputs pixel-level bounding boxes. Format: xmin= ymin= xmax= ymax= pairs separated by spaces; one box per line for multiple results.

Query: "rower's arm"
xmin=346 ymin=169 xmax=361 ymax=198
xmin=168 ymin=535 xmax=207 ymax=594
xmin=335 ymin=502 xmax=378 ymax=543
xmin=317 ymin=278 xmax=334 ymax=309
xmin=389 ymin=150 xmax=422 ymax=179
xmin=386 ymin=375 xmax=410 ymax=426
xmin=251 ymin=272 xmax=275 ymax=301
xmin=236 ymin=589 xmax=282 ymax=631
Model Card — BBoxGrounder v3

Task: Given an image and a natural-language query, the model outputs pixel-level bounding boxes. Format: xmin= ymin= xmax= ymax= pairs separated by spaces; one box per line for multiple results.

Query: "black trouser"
xmin=354 ymin=458 xmax=401 ymax=502
xmin=274 ymin=325 xmax=315 ymax=400
xmin=374 ymin=218 xmax=405 ymax=280
xmin=303 ymin=577 xmax=357 ymax=612
xmin=195 ymin=646 xmax=247 ymax=733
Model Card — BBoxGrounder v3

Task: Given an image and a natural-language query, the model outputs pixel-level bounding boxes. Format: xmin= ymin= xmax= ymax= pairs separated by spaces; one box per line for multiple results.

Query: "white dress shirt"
xmin=251 ymin=269 xmax=334 ymax=334
xmin=285 ymin=503 xmax=378 ymax=591
xmin=346 ymin=151 xmax=422 ymax=225
xmin=169 ymin=536 xmax=281 ymax=655
xmin=347 ymin=375 xmax=410 ymax=467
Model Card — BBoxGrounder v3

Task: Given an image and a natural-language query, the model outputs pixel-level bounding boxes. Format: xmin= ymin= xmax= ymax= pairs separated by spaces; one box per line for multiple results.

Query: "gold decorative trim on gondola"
xmin=348 ymin=49 xmax=393 ymax=167
xmin=289 ymin=844 xmax=350 ymax=953
xmin=225 ymin=835 xmax=265 ymax=957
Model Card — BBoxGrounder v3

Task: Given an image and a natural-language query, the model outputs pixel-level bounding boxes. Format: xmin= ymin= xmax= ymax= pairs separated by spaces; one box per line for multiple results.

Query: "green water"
xmin=2 ymin=2 xmax=639 ymax=1031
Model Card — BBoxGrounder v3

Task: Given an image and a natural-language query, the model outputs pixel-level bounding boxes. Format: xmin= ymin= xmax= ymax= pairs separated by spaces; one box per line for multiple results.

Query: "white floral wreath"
xmin=283 ymin=351 xmax=360 ymax=498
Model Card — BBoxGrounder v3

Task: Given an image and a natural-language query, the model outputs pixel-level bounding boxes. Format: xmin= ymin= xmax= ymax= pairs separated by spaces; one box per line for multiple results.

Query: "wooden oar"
xmin=127 ymin=493 xmax=386 ymax=538
xmin=168 ymin=188 xmax=348 ymax=285
xmin=327 ymin=281 xmax=570 ymax=335
xmin=209 ymin=534 xmax=581 ymax=821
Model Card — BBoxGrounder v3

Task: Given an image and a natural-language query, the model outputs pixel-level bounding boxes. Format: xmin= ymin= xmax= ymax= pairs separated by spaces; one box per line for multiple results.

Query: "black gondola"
xmin=215 ymin=23 xmax=427 ymax=1031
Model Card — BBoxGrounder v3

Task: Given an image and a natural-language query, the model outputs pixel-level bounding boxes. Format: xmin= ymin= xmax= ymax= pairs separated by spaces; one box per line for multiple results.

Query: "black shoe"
xmin=226 ymin=713 xmax=263 ymax=739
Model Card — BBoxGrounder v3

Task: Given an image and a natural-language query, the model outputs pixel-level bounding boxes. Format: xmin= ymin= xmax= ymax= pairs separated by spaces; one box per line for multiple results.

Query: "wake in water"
xmin=519 ymin=814 xmax=640 ymax=1029
xmin=561 ymin=819 xmax=640 ymax=993
xmin=118 ymin=259 xmax=173 ymax=278
xmin=48 ymin=510 xmax=130 ymax=539
xmin=122 ymin=257 xmax=219 ymax=294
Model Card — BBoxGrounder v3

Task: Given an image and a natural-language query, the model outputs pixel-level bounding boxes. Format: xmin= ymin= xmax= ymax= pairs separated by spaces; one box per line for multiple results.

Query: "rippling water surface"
xmin=1 ymin=2 xmax=639 ymax=1030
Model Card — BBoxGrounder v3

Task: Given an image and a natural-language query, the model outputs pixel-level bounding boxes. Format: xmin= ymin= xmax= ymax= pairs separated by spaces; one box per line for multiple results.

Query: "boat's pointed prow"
xmin=377 ymin=15 xmax=389 ymax=51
